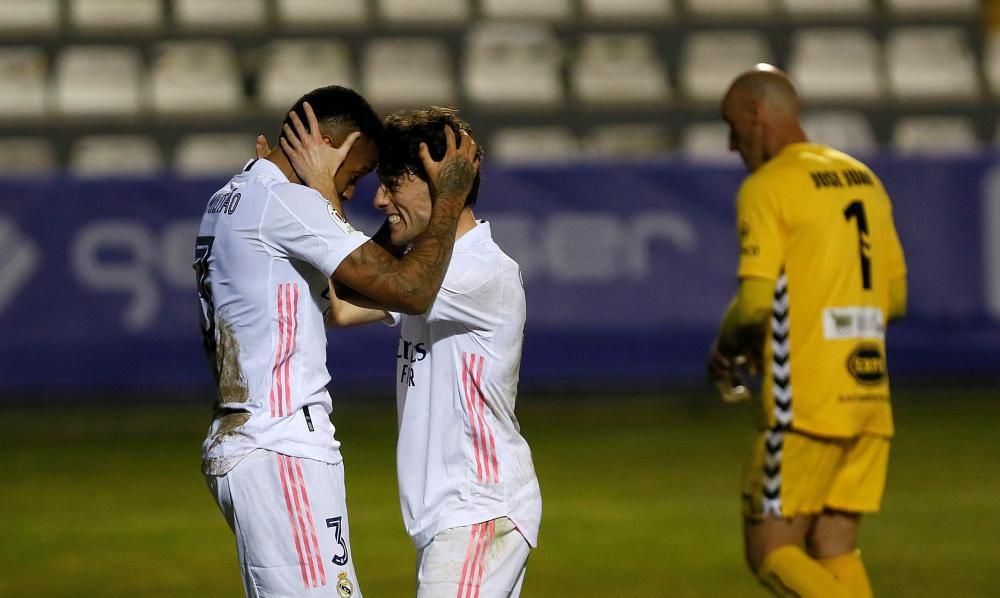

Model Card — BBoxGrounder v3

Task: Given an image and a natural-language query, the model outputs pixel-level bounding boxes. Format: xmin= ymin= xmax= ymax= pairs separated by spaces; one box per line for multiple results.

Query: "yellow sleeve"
xmin=718 ymin=277 xmax=775 ymax=353
xmin=736 ymin=176 xmax=784 ymax=281
xmin=885 ymin=208 xmax=907 ymax=281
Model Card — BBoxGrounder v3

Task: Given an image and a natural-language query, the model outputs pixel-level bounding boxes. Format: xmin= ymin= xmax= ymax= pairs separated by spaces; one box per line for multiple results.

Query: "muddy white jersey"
xmin=195 ymin=159 xmax=369 ymax=475
xmin=390 ymin=221 xmax=542 ymax=549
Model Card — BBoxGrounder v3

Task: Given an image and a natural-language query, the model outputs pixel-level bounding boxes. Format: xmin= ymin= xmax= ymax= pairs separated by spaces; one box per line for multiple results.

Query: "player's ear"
xmin=322 ymin=135 xmax=335 ymax=148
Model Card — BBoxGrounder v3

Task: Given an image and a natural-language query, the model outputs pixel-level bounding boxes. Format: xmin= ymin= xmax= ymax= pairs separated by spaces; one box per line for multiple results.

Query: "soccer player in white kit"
xmin=195 ymin=87 xmax=480 ymax=598
xmin=291 ymin=108 xmax=542 ymax=598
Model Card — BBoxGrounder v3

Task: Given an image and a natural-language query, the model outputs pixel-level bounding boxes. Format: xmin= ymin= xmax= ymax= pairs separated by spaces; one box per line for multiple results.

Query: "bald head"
xmin=721 ymin=64 xmax=808 ymax=172
xmin=725 ymin=64 xmax=801 ymax=122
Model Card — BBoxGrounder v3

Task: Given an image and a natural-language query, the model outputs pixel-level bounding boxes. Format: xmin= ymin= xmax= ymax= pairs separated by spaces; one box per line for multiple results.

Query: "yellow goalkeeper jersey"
xmin=737 ymin=143 xmax=907 ymax=438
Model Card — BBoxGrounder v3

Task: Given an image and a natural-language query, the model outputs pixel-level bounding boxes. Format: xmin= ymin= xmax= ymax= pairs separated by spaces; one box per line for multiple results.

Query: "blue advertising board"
xmin=1 ymin=154 xmax=998 ymax=394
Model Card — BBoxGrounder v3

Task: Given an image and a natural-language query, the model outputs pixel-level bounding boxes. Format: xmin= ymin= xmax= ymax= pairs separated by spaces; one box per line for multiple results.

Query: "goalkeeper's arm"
xmin=716 ymin=276 xmax=774 ymax=358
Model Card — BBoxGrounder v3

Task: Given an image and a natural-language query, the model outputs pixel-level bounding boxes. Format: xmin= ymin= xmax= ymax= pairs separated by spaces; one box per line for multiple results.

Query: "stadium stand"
xmin=679 ymin=30 xmax=773 ymax=104
xmin=570 ymin=34 xmax=671 ymax=108
xmin=53 ymin=45 xmax=144 ymax=117
xmin=377 ymin=0 xmax=471 ymax=25
xmin=893 ymin=115 xmax=980 ymax=154
xmin=362 ymin=38 xmax=456 ymax=109
xmin=259 ymin=40 xmax=355 ymax=111
xmin=491 ymin=126 xmax=580 ymax=164
xmin=0 ymin=0 xmax=59 ymax=34
xmin=788 ymin=29 xmax=885 ymax=103
xmin=69 ymin=0 xmax=163 ymax=32
xmin=463 ymin=22 xmax=564 ymax=110
xmin=886 ymin=27 xmax=981 ymax=103
xmin=779 ymin=0 xmax=875 ymax=19
xmin=69 ymin=135 xmax=163 ymax=177
xmin=480 ymin=0 xmax=574 ymax=21
xmin=680 ymin=122 xmax=739 ymax=161
xmin=802 ymin=111 xmax=878 ymax=154
xmin=174 ymin=133 xmax=254 ymax=177
xmin=583 ymin=124 xmax=671 ymax=159
xmin=580 ymin=0 xmax=674 ymax=22
xmin=0 ymin=0 xmax=992 ymax=173
xmin=149 ymin=42 xmax=243 ymax=116
xmin=0 ymin=137 xmax=56 ymax=175
xmin=0 ymin=47 xmax=47 ymax=120
xmin=275 ymin=0 xmax=368 ymax=27
xmin=173 ymin=0 xmax=267 ymax=31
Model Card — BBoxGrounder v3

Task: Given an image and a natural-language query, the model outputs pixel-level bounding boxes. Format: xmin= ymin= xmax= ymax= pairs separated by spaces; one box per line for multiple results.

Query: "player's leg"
xmin=809 ymin=433 xmax=890 ymax=598
xmin=810 ymin=510 xmax=872 ymax=598
xmin=742 ymin=429 xmax=850 ymax=597
xmin=215 ymin=449 xmax=363 ymax=598
xmin=416 ymin=517 xmax=530 ymax=598
xmin=205 ymin=470 xmax=262 ymax=598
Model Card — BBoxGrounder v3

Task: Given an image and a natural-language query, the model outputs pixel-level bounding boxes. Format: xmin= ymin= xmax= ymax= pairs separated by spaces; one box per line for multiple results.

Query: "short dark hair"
xmin=379 ymin=107 xmax=483 ymax=208
xmin=281 ymin=85 xmax=382 ymax=147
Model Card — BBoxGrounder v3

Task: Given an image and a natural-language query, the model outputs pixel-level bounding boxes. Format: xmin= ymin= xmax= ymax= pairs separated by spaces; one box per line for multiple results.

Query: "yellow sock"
xmin=758 ymin=545 xmax=849 ymax=598
xmin=820 ymin=549 xmax=874 ymax=598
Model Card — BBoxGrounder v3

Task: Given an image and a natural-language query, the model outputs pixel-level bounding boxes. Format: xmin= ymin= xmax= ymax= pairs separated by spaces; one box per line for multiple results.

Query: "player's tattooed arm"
xmin=333 ymin=126 xmax=479 ymax=314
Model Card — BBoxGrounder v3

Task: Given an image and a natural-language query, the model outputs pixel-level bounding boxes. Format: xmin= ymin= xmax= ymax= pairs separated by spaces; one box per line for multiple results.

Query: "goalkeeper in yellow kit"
xmin=708 ymin=65 xmax=907 ymax=598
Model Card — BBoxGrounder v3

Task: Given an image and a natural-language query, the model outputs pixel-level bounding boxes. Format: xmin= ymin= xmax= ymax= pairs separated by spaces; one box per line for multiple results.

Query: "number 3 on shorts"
xmin=326 ymin=517 xmax=349 ymax=566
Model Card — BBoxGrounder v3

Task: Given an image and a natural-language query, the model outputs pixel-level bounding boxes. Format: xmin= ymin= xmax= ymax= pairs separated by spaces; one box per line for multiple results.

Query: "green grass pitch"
xmin=2 ymin=386 xmax=998 ymax=597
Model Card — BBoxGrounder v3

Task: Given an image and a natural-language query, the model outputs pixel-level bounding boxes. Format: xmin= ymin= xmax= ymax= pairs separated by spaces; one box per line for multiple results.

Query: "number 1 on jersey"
xmin=843 ymin=200 xmax=872 ymax=290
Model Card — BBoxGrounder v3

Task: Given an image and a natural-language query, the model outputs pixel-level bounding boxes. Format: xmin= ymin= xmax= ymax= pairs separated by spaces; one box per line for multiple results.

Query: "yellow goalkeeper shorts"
xmin=742 ymin=429 xmax=890 ymax=520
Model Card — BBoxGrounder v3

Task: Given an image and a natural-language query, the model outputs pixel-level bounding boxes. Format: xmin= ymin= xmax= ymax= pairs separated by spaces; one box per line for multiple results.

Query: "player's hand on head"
xmin=255 ymin=134 xmax=271 ymax=158
xmin=419 ymin=125 xmax=480 ymax=205
xmin=281 ymin=101 xmax=361 ymax=204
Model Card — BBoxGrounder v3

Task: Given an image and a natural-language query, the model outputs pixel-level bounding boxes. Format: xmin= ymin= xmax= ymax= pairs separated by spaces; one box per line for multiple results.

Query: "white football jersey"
xmin=391 ymin=221 xmax=542 ymax=549
xmin=196 ymin=159 xmax=369 ymax=475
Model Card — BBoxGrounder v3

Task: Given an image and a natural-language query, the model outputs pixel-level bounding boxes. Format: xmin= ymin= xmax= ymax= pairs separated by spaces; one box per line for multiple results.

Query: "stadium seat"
xmin=985 ymin=33 xmax=1000 ymax=98
xmin=276 ymin=0 xmax=367 ymax=27
xmin=53 ymin=46 xmax=144 ymax=117
xmin=490 ymin=127 xmax=580 ymax=164
xmin=886 ymin=28 xmax=980 ymax=103
xmin=259 ymin=41 xmax=355 ymax=112
xmin=69 ymin=0 xmax=162 ymax=31
xmin=581 ymin=0 xmax=674 ymax=22
xmin=583 ymin=124 xmax=671 ymax=159
xmin=362 ymin=38 xmax=456 ymax=109
xmin=463 ymin=23 xmax=564 ymax=110
xmin=679 ymin=31 xmax=772 ymax=104
xmin=788 ymin=29 xmax=884 ymax=103
xmin=0 ymin=47 xmax=47 ymax=119
xmin=684 ymin=0 xmax=773 ymax=19
xmin=0 ymin=0 xmax=58 ymax=33
xmin=377 ymin=0 xmax=470 ymax=25
xmin=778 ymin=0 xmax=873 ymax=18
xmin=680 ymin=122 xmax=739 ymax=162
xmin=480 ymin=0 xmax=574 ymax=21
xmin=150 ymin=42 xmax=243 ymax=116
xmin=885 ymin=0 xmax=978 ymax=17
xmin=570 ymin=34 xmax=670 ymax=108
xmin=69 ymin=135 xmax=164 ymax=177
xmin=893 ymin=116 xmax=980 ymax=154
xmin=0 ymin=138 xmax=56 ymax=176
xmin=173 ymin=0 xmax=266 ymax=30
xmin=174 ymin=134 xmax=255 ymax=177
xmin=801 ymin=111 xmax=877 ymax=154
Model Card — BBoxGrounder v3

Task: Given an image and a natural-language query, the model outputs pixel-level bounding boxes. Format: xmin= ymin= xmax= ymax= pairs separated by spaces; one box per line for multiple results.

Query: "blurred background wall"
xmin=1 ymin=0 xmax=998 ymax=396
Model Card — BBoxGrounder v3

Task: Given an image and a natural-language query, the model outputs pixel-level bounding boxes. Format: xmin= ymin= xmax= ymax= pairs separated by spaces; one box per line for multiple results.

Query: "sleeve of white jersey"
xmin=425 ymin=262 xmax=503 ymax=331
xmin=263 ymin=183 xmax=370 ymax=277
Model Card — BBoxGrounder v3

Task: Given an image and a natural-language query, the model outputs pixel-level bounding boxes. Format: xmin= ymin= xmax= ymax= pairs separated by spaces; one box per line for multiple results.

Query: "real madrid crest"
xmin=327 ymin=201 xmax=356 ymax=234
xmin=336 ymin=572 xmax=354 ymax=597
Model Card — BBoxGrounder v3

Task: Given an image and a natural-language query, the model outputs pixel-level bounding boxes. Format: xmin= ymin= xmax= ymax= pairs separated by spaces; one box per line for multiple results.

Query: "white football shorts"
xmin=416 ymin=517 xmax=531 ymax=598
xmin=206 ymin=449 xmax=362 ymax=598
